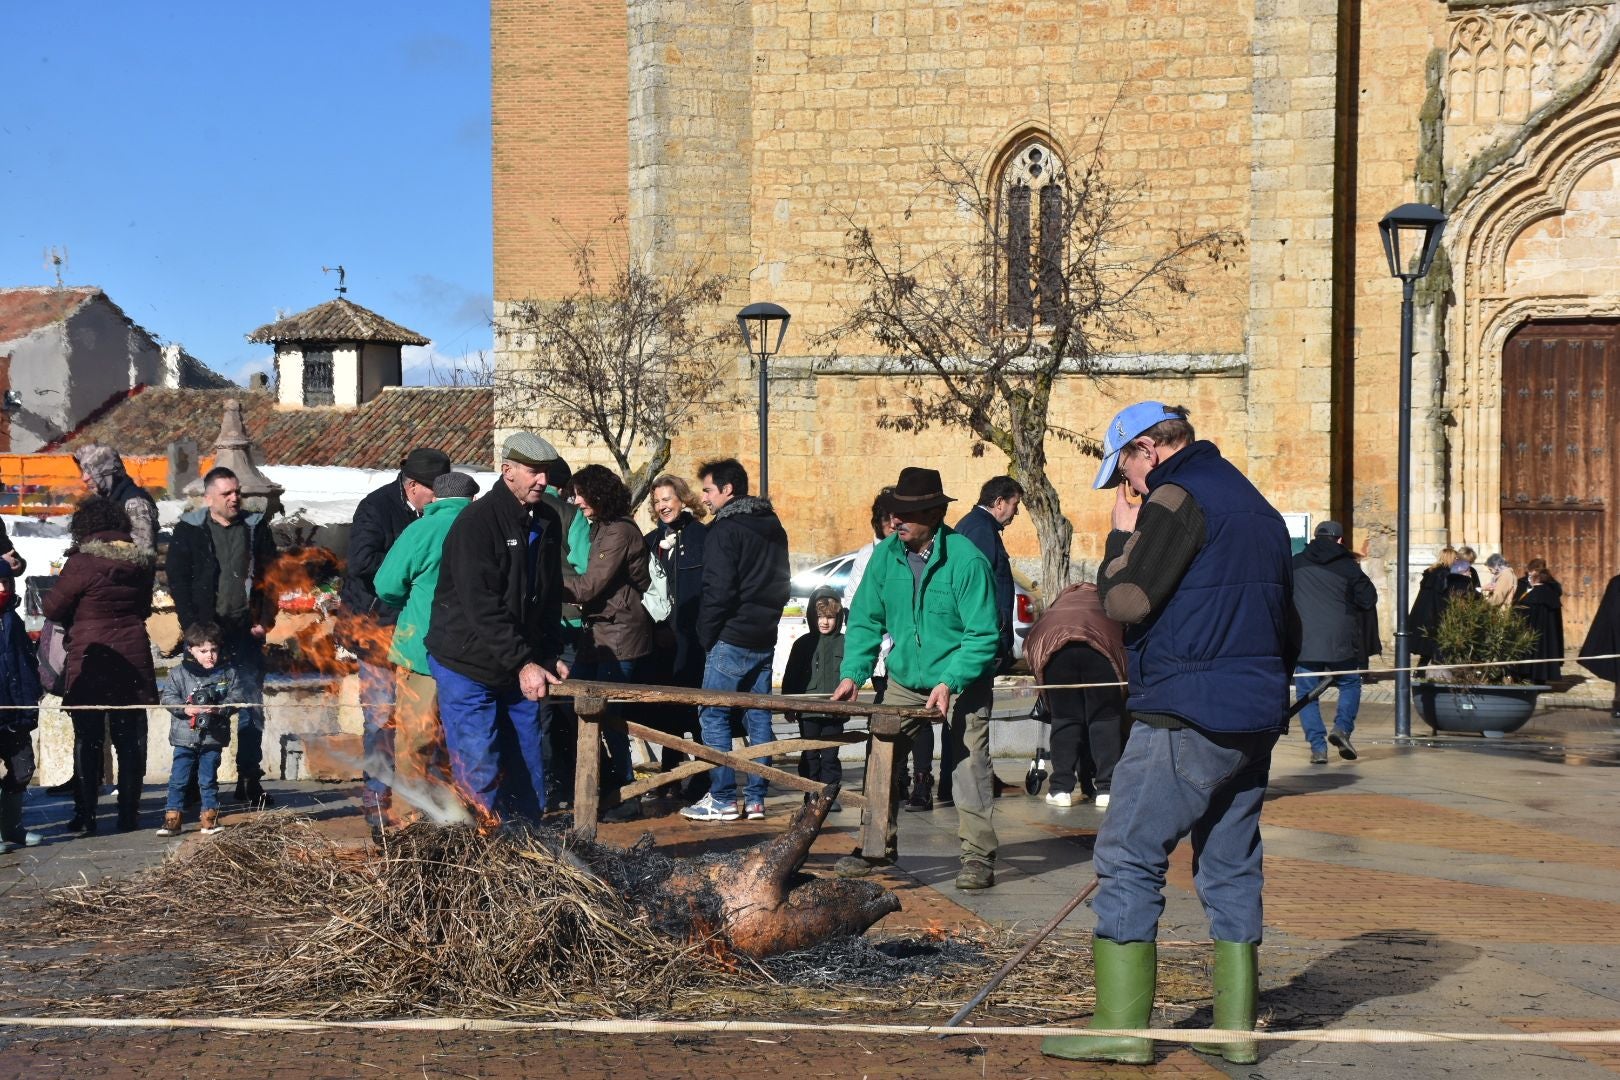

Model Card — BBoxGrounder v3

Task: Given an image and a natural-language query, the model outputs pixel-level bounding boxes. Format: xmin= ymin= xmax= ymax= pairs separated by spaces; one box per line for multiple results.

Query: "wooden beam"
xmin=554 ymin=679 xmax=938 ymax=725
xmin=571 ymin=693 xmax=605 ymax=840
xmin=618 ymin=720 xmax=869 ymax=809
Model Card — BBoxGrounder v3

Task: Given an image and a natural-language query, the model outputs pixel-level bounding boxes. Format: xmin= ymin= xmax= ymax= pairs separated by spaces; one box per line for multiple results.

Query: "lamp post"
xmin=1378 ymin=202 xmax=1447 ymax=740
xmin=736 ymin=302 xmax=791 ymax=500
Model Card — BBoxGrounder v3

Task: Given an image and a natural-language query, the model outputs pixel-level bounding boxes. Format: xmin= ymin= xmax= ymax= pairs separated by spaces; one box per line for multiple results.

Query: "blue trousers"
xmin=1294 ymin=663 xmax=1361 ymax=753
xmin=571 ymin=655 xmax=640 ymax=788
xmin=1092 ymin=723 xmax=1278 ymax=945
xmin=428 ymin=655 xmax=546 ymax=824
xmin=226 ymin=631 xmax=266 ymax=780
xmin=697 ymin=641 xmax=775 ymax=806
xmin=358 ymin=658 xmax=398 ymax=813
xmin=167 ymin=744 xmax=222 ymax=812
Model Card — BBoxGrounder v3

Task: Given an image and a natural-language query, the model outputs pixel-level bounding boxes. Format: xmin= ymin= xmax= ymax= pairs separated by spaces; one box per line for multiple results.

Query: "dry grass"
xmin=39 ymin=814 xmax=1208 ymax=1024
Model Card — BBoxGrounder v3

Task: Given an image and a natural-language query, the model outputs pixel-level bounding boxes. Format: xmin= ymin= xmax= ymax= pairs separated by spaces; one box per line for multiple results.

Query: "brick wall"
xmin=492 ymin=0 xmax=630 ymax=302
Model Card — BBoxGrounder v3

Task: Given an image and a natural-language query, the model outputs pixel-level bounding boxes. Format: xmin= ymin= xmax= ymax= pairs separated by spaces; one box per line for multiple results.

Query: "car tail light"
xmin=1016 ymin=593 xmax=1035 ymax=624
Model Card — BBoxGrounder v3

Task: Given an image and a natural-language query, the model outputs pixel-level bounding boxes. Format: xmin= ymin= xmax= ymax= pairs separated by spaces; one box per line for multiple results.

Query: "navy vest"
xmin=1124 ymin=441 xmax=1293 ymax=733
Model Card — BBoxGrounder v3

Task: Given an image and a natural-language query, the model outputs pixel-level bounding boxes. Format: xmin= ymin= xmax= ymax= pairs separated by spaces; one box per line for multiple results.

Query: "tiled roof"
xmin=0 ymin=286 xmax=99 ymax=342
xmin=48 ymin=385 xmax=494 ymax=468
xmin=247 ymin=297 xmax=430 ymax=346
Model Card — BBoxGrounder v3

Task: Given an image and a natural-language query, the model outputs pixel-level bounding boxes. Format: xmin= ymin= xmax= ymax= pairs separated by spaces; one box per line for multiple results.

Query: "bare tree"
xmin=500 ymin=232 xmax=735 ymax=505
xmin=824 ymin=134 xmax=1238 ymax=592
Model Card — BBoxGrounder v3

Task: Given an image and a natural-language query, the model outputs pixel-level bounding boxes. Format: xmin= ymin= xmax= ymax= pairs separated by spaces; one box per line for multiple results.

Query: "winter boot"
xmin=199 ymin=809 xmax=222 ymax=835
xmin=904 ymin=772 xmax=933 ymax=812
xmin=155 ymin=811 xmax=183 ymax=837
xmin=45 ymin=774 xmax=76 ymax=796
xmin=72 ymin=770 xmax=100 ymax=838
xmin=1041 ymin=939 xmax=1157 ymax=1065
xmin=1 ymin=790 xmax=41 ymax=852
xmin=1191 ymin=940 xmax=1259 ymax=1064
xmin=242 ymin=776 xmax=276 ymax=809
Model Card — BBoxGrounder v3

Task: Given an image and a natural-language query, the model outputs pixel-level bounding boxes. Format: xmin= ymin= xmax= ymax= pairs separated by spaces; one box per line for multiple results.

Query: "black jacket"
xmin=955 ymin=504 xmax=1014 ymax=661
xmin=337 ymin=476 xmax=420 ymax=643
xmin=425 ymin=482 xmax=564 ymax=686
xmin=164 ymin=508 xmax=279 ymax=635
xmin=697 ymin=496 xmax=789 ymax=653
xmin=1291 ymin=537 xmax=1378 ymax=664
xmin=645 ymin=511 xmax=708 ymax=678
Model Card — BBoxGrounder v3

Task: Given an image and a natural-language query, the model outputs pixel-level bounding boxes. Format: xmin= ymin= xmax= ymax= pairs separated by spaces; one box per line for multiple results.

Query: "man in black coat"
xmin=680 ymin=457 xmax=790 ymax=823
xmin=424 ymin=432 xmax=567 ymax=825
xmin=1292 ymin=520 xmax=1378 ymax=763
xmin=338 ymin=447 xmax=450 ymax=827
xmin=954 ymin=476 xmax=1024 ymax=667
xmin=165 ymin=466 xmax=280 ymax=803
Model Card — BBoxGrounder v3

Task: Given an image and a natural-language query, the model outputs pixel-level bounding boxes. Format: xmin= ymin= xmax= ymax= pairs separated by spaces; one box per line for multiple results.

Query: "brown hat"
xmin=401 ymin=447 xmax=452 ymax=486
xmin=883 ymin=467 xmax=956 ymax=514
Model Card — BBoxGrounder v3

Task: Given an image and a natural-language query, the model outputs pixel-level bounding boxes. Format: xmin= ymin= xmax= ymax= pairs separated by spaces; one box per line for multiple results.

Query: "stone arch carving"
xmin=985 ymin=124 xmax=1069 ymax=329
xmin=1445 ymin=49 xmax=1620 ymax=547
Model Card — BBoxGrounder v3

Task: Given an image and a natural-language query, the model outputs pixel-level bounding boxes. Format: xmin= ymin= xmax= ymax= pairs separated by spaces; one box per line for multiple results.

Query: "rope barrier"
xmin=0 ymin=1014 xmax=1617 ymax=1045
xmin=5 ymin=651 xmax=1617 ymax=711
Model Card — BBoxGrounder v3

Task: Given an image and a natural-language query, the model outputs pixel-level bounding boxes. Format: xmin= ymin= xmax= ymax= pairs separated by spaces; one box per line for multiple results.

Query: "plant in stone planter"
xmin=1417 ymin=595 xmax=1546 ymax=735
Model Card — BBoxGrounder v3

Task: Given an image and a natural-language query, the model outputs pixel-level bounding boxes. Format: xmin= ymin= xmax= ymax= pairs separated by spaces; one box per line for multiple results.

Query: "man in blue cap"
xmin=1042 ymin=403 xmax=1293 ymax=1067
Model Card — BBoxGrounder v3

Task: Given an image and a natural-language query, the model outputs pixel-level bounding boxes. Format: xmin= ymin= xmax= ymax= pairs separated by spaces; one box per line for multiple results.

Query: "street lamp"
xmin=736 ymin=301 xmax=791 ymax=500
xmin=1378 ymin=202 xmax=1447 ymax=740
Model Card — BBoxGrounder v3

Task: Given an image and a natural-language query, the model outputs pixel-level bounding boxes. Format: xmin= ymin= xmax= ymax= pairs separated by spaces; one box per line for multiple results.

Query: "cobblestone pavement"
xmin=1 ymin=704 xmax=1617 ymax=1077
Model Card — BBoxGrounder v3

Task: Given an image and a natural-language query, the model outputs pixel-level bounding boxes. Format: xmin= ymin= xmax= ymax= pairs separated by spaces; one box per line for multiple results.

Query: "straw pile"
xmin=46 ymin=814 xmax=727 ymax=1018
xmin=38 ymin=814 xmax=1206 ymax=1024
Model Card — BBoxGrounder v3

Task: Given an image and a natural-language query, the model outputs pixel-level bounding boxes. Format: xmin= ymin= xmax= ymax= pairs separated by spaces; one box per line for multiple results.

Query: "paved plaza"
xmin=1 ymin=702 xmax=1617 ymax=1077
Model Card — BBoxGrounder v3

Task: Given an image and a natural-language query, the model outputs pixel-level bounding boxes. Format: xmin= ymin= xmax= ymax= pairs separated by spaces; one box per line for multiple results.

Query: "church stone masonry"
xmin=494 ymin=0 xmax=1620 ymax=641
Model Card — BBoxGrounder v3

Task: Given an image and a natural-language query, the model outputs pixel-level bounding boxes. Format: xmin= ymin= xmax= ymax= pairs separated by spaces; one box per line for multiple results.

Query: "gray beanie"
xmin=433 ymin=471 xmax=479 ymax=499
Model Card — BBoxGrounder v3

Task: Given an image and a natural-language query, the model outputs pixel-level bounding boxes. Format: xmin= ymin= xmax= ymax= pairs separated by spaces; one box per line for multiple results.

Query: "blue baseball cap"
xmin=1092 ymin=401 xmax=1185 ymax=490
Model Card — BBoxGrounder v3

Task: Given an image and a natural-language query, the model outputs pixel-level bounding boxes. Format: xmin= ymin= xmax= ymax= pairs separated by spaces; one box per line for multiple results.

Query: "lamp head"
xmin=1379 ymin=203 xmax=1447 ymax=281
xmin=736 ymin=302 xmax=791 ymax=358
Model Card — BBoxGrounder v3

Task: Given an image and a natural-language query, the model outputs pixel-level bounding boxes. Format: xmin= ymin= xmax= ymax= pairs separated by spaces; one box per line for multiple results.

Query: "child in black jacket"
xmin=782 ymin=586 xmax=847 ymax=804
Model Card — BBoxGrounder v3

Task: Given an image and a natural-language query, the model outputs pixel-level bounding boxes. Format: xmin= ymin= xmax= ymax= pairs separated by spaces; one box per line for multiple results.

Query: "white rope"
xmin=0 ymin=1014 xmax=1617 ymax=1045
xmin=5 ymin=650 xmax=1617 ymax=711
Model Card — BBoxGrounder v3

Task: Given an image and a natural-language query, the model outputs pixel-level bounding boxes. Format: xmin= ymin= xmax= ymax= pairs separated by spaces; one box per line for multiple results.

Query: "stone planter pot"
xmin=1414 ymin=682 xmax=1547 ymax=737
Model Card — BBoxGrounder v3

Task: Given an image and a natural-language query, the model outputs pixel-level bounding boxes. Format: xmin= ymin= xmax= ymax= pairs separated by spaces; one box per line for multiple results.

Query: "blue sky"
xmin=0 ymin=3 xmax=492 ymax=385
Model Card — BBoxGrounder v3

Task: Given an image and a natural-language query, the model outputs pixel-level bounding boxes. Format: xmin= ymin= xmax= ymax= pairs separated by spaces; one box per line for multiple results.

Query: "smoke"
xmin=328 ymin=745 xmax=475 ymax=827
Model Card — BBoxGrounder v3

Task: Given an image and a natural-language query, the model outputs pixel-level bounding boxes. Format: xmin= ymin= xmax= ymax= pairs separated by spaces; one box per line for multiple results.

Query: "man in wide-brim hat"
xmin=831 ymin=466 xmax=1004 ymax=890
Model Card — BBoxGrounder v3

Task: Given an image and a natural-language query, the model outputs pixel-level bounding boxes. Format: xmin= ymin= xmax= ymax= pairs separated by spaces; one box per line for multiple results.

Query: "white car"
xmin=784 ymin=549 xmax=1042 ymax=661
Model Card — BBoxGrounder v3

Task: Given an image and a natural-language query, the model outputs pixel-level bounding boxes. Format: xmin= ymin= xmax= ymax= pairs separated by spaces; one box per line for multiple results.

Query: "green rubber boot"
xmin=1041 ymin=939 xmax=1156 ymax=1065
xmin=1191 ymin=940 xmax=1259 ymax=1064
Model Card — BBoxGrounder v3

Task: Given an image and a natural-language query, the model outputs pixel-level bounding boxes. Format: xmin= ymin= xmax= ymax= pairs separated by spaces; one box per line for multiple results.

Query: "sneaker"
xmin=955 ymin=856 xmax=995 ymax=891
xmin=1309 ymin=748 xmax=1329 ymax=765
xmin=155 ymin=811 xmax=183 ymax=837
xmin=744 ymin=800 xmax=765 ymax=820
xmin=680 ymin=794 xmax=740 ymax=822
xmin=1044 ymin=790 xmax=1073 ymax=807
xmin=0 ymin=831 xmax=42 ymax=853
xmin=1328 ymin=729 xmax=1358 ymax=760
xmin=1094 ymin=792 xmax=1111 ymax=810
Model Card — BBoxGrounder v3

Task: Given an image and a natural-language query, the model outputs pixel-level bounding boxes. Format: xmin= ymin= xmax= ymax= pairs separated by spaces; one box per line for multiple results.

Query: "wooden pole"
xmin=571 ymin=693 xmax=605 ymax=840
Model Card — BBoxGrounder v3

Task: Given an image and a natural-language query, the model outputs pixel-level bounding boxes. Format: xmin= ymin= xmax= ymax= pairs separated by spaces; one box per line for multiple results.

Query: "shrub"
xmin=1431 ymin=594 xmax=1538 ymax=685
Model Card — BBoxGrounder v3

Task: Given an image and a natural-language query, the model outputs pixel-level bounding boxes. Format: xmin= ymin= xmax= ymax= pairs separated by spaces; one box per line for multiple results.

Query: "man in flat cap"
xmin=338 ymin=447 xmax=452 ymax=830
xmin=425 ymin=432 xmax=568 ymax=825
xmin=831 ymin=467 xmax=1003 ymax=890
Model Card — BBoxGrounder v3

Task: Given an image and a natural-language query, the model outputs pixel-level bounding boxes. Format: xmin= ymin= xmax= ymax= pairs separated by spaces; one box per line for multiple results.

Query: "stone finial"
xmin=212 ymin=399 xmax=283 ymax=516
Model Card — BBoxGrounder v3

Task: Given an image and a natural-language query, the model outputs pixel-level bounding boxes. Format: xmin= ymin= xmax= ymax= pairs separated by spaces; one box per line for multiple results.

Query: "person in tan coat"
xmin=562 ymin=464 xmax=653 ymax=820
xmin=1482 ymin=553 xmax=1517 ymax=607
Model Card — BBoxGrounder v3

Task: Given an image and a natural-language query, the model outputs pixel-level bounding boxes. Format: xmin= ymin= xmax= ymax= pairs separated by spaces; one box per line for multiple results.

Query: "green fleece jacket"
xmin=840 ymin=526 xmax=1001 ymax=694
xmin=373 ymin=497 xmax=471 ymax=674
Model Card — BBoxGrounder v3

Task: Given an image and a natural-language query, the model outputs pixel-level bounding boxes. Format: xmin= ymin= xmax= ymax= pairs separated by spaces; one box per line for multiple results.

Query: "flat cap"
xmin=501 ymin=431 xmax=560 ymax=468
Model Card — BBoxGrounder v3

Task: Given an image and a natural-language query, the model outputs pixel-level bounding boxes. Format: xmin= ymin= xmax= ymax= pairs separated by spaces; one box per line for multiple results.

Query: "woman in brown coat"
xmin=563 ymin=465 xmax=653 ymax=818
xmin=1024 ymin=582 xmax=1129 ymax=808
xmin=43 ymin=497 xmax=158 ymax=835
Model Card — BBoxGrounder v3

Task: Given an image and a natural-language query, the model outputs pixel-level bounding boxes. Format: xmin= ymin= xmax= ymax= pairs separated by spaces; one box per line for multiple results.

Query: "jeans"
xmin=167 ymin=744 xmax=222 ymax=812
xmin=428 ymin=655 xmax=546 ymax=824
xmin=225 ymin=630 xmax=267 ymax=780
xmin=1092 ymin=723 xmax=1278 ymax=945
xmin=697 ymin=641 xmax=775 ymax=806
xmin=1294 ymin=663 xmax=1361 ymax=753
xmin=571 ymin=655 xmax=640 ymax=790
xmin=358 ymin=658 xmax=398 ymax=814
xmin=876 ymin=679 xmax=997 ymax=861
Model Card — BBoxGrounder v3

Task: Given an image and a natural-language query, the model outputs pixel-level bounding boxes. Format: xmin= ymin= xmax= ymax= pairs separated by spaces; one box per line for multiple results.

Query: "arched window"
xmin=995 ymin=136 xmax=1066 ymax=329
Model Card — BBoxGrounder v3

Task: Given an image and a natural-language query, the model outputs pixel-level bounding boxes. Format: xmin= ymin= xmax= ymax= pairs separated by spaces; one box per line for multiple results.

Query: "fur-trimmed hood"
xmin=74 ymin=533 xmax=157 ymax=568
xmin=712 ymin=495 xmax=776 ymax=521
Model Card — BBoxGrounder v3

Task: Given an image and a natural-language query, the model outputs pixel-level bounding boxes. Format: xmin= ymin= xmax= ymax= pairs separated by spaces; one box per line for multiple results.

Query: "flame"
xmin=922 ymin=918 xmax=949 ymax=942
